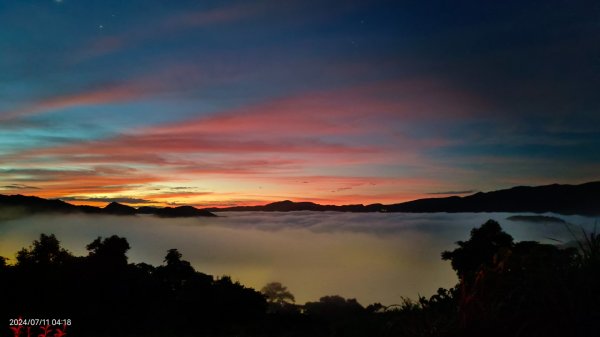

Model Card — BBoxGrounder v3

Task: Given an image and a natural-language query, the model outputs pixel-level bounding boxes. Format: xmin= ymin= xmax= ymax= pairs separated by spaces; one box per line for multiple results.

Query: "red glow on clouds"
xmin=0 ymin=85 xmax=143 ymax=121
xmin=1 ymin=80 xmax=483 ymax=206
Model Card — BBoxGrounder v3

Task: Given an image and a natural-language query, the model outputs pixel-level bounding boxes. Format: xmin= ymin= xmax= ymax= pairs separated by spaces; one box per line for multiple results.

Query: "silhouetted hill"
xmin=203 ymin=200 xmax=380 ymax=212
xmin=506 ymin=215 xmax=566 ymax=224
xmin=0 ymin=195 xmax=217 ymax=218
xmin=104 ymin=202 xmax=137 ymax=215
xmin=386 ymin=181 xmax=600 ymax=214
xmin=2 ymin=181 xmax=598 ymax=218
xmin=138 ymin=205 xmax=217 ymax=217
xmin=0 ymin=194 xmax=80 ymax=214
xmin=204 ymin=181 xmax=600 ymax=215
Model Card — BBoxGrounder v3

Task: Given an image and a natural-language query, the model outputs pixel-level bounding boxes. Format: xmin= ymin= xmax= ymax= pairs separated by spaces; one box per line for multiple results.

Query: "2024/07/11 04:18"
xmin=8 ymin=319 xmax=71 ymax=327
xmin=7 ymin=318 xmax=70 ymax=337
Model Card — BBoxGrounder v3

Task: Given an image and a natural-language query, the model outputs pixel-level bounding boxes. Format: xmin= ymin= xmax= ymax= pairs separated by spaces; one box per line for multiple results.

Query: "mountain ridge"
xmin=203 ymin=181 xmax=600 ymax=215
xmin=0 ymin=195 xmax=217 ymax=218
xmin=1 ymin=181 xmax=599 ymax=217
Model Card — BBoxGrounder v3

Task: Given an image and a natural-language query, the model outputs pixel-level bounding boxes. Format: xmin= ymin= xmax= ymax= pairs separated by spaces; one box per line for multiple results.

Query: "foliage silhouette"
xmin=261 ymin=282 xmax=298 ymax=314
xmin=441 ymin=219 xmax=513 ymax=279
xmin=1 ymin=219 xmax=598 ymax=336
xmin=86 ymin=235 xmax=131 ymax=267
xmin=440 ymin=220 xmax=598 ymax=337
xmin=16 ymin=233 xmax=73 ymax=267
xmin=1 ymin=234 xmax=266 ymax=336
xmin=262 ymin=281 xmax=295 ymax=304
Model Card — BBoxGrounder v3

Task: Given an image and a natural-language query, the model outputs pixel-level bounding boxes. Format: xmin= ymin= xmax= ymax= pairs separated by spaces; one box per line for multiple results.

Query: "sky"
xmin=1 ymin=0 xmax=599 ymax=207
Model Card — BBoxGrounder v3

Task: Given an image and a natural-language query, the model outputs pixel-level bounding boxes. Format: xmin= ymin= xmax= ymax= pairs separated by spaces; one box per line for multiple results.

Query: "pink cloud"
xmin=145 ymin=191 xmax=214 ymax=200
xmin=76 ymin=2 xmax=270 ymax=61
xmin=164 ymin=3 xmax=264 ymax=29
xmin=6 ymin=79 xmax=473 ymax=183
xmin=0 ymin=84 xmax=143 ymax=121
xmin=0 ymin=63 xmax=208 ymax=122
xmin=2 ymin=79 xmax=484 ymax=205
xmin=171 ymin=159 xmax=304 ymax=175
xmin=3 ymin=170 xmax=161 ymax=198
xmin=28 ymin=135 xmax=374 ymax=160
xmin=150 ymin=78 xmax=483 ymax=138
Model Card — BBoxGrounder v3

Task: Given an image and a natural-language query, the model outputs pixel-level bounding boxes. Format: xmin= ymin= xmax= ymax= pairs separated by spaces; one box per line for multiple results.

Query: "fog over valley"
xmin=0 ymin=211 xmax=594 ymax=305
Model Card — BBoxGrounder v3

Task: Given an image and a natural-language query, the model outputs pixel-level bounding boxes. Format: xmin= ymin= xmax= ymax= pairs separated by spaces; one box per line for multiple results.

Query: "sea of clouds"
xmin=0 ymin=211 xmax=595 ymax=304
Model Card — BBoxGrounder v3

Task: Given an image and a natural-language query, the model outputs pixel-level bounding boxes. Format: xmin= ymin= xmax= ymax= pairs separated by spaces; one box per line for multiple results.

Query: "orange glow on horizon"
xmin=0 ymin=189 xmax=438 ymax=209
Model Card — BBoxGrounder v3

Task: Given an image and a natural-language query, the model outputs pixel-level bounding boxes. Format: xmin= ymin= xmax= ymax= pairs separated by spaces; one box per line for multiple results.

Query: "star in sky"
xmin=0 ymin=0 xmax=598 ymax=207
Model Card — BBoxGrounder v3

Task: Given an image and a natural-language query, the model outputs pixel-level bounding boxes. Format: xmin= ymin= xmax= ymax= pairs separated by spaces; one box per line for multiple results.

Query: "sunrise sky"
xmin=1 ymin=0 xmax=598 ymax=207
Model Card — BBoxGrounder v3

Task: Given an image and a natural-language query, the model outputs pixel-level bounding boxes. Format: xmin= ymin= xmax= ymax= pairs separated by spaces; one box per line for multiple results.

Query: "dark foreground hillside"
xmin=1 ymin=219 xmax=598 ymax=336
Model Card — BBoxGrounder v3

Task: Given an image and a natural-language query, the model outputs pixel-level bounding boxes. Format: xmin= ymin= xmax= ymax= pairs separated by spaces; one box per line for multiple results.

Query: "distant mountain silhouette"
xmin=385 ymin=181 xmax=600 ymax=214
xmin=0 ymin=194 xmax=82 ymax=214
xmin=0 ymin=195 xmax=217 ymax=218
xmin=138 ymin=205 xmax=217 ymax=217
xmin=203 ymin=200 xmax=382 ymax=212
xmin=1 ymin=181 xmax=598 ymax=217
xmin=203 ymin=181 xmax=600 ymax=215
xmin=506 ymin=215 xmax=566 ymax=224
xmin=104 ymin=201 xmax=138 ymax=215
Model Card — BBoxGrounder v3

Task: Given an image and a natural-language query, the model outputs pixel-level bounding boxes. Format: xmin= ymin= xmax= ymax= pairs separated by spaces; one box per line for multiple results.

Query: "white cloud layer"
xmin=0 ymin=211 xmax=595 ymax=305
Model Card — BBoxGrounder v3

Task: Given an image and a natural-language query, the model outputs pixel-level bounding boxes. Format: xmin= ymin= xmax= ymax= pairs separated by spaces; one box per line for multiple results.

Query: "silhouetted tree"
xmin=305 ymin=295 xmax=364 ymax=318
xmin=262 ymin=282 xmax=295 ymax=304
xmin=155 ymin=248 xmax=199 ymax=291
xmin=134 ymin=262 xmax=155 ymax=274
xmin=261 ymin=281 xmax=298 ymax=314
xmin=86 ymin=235 xmax=130 ymax=266
xmin=457 ymin=240 xmax=579 ymax=336
xmin=303 ymin=296 xmax=372 ymax=337
xmin=15 ymin=233 xmax=72 ymax=266
xmin=440 ymin=220 xmax=600 ymax=337
xmin=163 ymin=248 xmax=195 ymax=276
xmin=1 ymin=233 xmax=273 ymax=337
xmin=441 ymin=219 xmax=513 ymax=280
xmin=164 ymin=248 xmax=183 ymax=265
xmin=5 ymin=220 xmax=596 ymax=337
